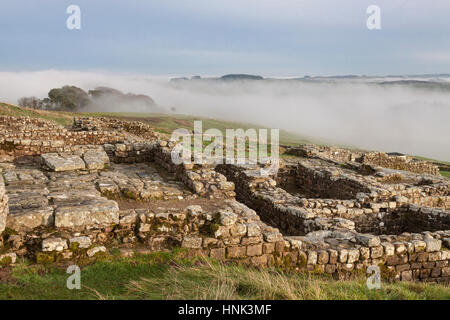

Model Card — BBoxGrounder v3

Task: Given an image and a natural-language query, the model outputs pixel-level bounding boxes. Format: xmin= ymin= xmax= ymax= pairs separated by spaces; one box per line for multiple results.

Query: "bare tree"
xmin=17 ymin=96 xmax=43 ymax=109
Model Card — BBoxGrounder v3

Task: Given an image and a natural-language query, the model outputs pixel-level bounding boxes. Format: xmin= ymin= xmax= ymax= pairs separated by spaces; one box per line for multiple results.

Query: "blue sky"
xmin=1 ymin=0 xmax=450 ymax=76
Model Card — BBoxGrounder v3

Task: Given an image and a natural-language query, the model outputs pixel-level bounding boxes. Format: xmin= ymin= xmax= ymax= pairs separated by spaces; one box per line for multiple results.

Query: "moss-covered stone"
xmin=0 ymin=256 xmax=12 ymax=266
xmin=36 ymin=252 xmax=56 ymax=265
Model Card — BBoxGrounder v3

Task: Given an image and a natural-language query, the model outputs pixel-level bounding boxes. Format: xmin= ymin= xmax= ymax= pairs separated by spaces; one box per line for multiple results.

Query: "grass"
xmin=80 ymin=111 xmax=319 ymax=146
xmin=0 ymin=102 xmax=74 ymax=126
xmin=440 ymin=171 xmax=450 ymax=178
xmin=1 ymin=102 xmax=449 ymax=165
xmin=0 ymin=252 xmax=448 ymax=300
xmin=0 ymin=102 xmax=316 ymax=146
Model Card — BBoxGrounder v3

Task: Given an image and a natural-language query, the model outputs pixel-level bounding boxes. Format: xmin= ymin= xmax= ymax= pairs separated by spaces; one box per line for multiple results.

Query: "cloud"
xmin=0 ymin=70 xmax=449 ymax=161
xmin=411 ymin=52 xmax=450 ymax=63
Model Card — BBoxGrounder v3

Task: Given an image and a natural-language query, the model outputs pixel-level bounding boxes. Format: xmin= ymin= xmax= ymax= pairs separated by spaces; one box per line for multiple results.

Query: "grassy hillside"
xmin=0 ymin=102 xmax=448 ymax=177
xmin=0 ymin=251 xmax=448 ymax=300
xmin=0 ymin=102 xmax=74 ymax=126
xmin=0 ymin=102 xmax=315 ymax=146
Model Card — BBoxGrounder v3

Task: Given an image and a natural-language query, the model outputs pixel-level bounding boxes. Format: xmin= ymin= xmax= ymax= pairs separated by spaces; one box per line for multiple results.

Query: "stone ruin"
xmin=0 ymin=115 xmax=449 ymax=283
xmin=284 ymin=144 xmax=440 ymax=176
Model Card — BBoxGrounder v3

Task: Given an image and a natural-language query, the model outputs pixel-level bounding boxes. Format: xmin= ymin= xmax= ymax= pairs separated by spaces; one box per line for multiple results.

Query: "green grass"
xmin=2 ymin=102 xmax=449 ymax=163
xmin=0 ymin=252 xmax=448 ymax=300
xmin=440 ymin=171 xmax=450 ymax=178
xmin=413 ymin=156 xmax=450 ymax=166
xmin=0 ymin=102 xmax=316 ymax=146
xmin=80 ymin=111 xmax=319 ymax=146
xmin=0 ymin=102 xmax=74 ymax=126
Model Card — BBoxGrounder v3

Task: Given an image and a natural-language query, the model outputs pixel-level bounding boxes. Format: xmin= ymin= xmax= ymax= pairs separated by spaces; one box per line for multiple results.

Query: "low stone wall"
xmin=104 ymin=142 xmax=156 ymax=163
xmin=4 ymin=194 xmax=447 ymax=283
xmin=295 ymin=160 xmax=372 ymax=199
xmin=0 ymin=116 xmax=157 ymax=162
xmin=354 ymin=205 xmax=450 ymax=235
xmin=1 ymin=116 xmax=448 ymax=282
xmin=153 ymin=144 xmax=235 ymax=199
xmin=216 ymin=163 xmax=321 ymax=236
xmin=0 ymin=177 xmax=8 ymax=233
xmin=73 ymin=117 xmax=159 ymax=141
xmin=284 ymin=144 xmax=360 ymax=162
xmin=361 ymin=152 xmax=440 ymax=176
xmin=285 ymin=144 xmax=440 ymax=176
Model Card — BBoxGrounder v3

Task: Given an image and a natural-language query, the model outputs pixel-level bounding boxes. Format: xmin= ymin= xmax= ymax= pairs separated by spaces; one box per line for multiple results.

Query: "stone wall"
xmin=104 ymin=142 xmax=156 ymax=163
xmin=360 ymin=152 xmax=440 ymax=176
xmin=1 ymin=116 xmax=448 ymax=282
xmin=73 ymin=117 xmax=160 ymax=141
xmin=295 ymin=160 xmax=372 ymax=199
xmin=2 ymin=193 xmax=449 ymax=283
xmin=153 ymin=144 xmax=236 ymax=199
xmin=285 ymin=144 xmax=440 ymax=176
xmin=0 ymin=116 xmax=157 ymax=162
xmin=0 ymin=176 xmax=8 ymax=233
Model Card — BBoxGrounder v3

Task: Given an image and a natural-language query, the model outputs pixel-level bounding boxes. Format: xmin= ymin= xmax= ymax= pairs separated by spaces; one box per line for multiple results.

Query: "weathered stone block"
xmin=371 ymin=246 xmax=383 ymax=259
xmin=396 ymin=264 xmax=410 ymax=272
xmin=246 ymin=223 xmax=261 ymax=237
xmin=307 ymin=250 xmax=318 ymax=265
xmin=347 ymin=249 xmax=360 ymax=264
xmin=381 ymin=242 xmax=395 ymax=256
xmin=328 ymin=249 xmax=338 ymax=264
xmin=412 ymin=240 xmax=426 ymax=252
xmin=83 ymin=150 xmax=110 ymax=170
xmin=325 ymin=264 xmax=336 ymax=274
xmin=182 ymin=236 xmax=203 ymax=249
xmin=42 ymin=238 xmax=68 ymax=252
xmin=87 ymin=246 xmax=106 ymax=257
xmin=431 ymin=268 xmax=441 ymax=278
xmin=356 ymin=234 xmax=381 ymax=247
xmin=230 ymin=223 xmax=247 ymax=237
xmin=263 ymin=243 xmax=275 ymax=254
xmin=6 ymin=207 xmax=54 ymax=231
xmin=428 ymin=252 xmax=441 ymax=262
xmin=251 ymin=254 xmax=268 ymax=266
xmin=227 ymin=246 xmax=246 ymax=258
xmin=210 ymin=248 xmax=225 ymax=260
xmin=339 ymin=249 xmax=348 ymax=263
xmin=317 ymin=250 xmax=329 ymax=264
xmin=246 ymin=244 xmax=263 ymax=256
xmin=359 ymin=247 xmax=370 ymax=260
xmin=41 ymin=153 xmax=85 ymax=171
xmin=54 ymin=199 xmax=119 ymax=229
xmin=424 ymin=239 xmax=442 ymax=252
xmin=69 ymin=236 xmax=92 ymax=249
xmin=401 ymin=270 xmax=413 ymax=281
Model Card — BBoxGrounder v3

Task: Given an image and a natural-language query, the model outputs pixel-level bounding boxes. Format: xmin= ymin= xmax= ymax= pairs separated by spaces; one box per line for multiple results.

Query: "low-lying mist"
xmin=0 ymin=70 xmax=449 ymax=161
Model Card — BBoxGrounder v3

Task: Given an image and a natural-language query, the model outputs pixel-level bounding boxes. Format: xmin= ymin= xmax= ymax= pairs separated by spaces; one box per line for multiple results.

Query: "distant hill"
xmin=170 ymin=74 xmax=264 ymax=82
xmin=219 ymin=74 xmax=264 ymax=81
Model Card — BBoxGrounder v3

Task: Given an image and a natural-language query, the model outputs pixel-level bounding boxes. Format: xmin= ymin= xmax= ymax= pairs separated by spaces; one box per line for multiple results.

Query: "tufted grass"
xmin=0 ymin=252 xmax=448 ymax=300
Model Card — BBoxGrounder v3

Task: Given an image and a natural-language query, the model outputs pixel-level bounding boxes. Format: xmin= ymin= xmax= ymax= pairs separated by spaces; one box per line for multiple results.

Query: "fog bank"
xmin=0 ymin=70 xmax=449 ymax=161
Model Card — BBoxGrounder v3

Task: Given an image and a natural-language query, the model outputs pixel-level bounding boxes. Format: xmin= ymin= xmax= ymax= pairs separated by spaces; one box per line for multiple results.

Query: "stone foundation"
xmin=0 ymin=115 xmax=448 ymax=283
xmin=285 ymin=144 xmax=440 ymax=176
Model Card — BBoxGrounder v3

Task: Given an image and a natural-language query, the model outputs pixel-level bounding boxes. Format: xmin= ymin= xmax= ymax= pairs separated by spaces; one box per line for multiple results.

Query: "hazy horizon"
xmin=1 ymin=69 xmax=449 ymax=162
